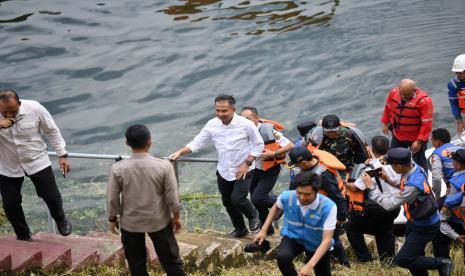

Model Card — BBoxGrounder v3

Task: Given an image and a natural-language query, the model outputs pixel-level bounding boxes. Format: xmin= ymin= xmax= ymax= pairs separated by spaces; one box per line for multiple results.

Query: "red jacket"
xmin=381 ymin=87 xmax=433 ymax=142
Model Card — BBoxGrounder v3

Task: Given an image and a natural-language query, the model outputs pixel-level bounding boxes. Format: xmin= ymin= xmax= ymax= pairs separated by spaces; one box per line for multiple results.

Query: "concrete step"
xmin=35 ymin=232 xmax=124 ymax=266
xmin=174 ymin=232 xmax=222 ymax=272
xmin=33 ymin=233 xmax=99 ymax=270
xmin=86 ymin=231 xmax=199 ymax=269
xmin=0 ymin=236 xmax=71 ymax=272
xmin=0 ymin=242 xmax=42 ymax=274
xmin=0 ymin=252 xmax=12 ymax=273
xmin=176 ymin=231 xmax=243 ymax=268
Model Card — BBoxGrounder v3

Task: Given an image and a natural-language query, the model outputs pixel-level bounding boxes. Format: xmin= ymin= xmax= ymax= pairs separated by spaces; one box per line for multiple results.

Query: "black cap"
xmin=384 ymin=147 xmax=411 ymax=165
xmin=296 ymin=120 xmax=317 ymax=137
xmin=452 ymin=148 xmax=465 ymax=165
xmin=288 ymin=146 xmax=314 ymax=166
xmin=322 ymin=115 xmax=341 ymax=131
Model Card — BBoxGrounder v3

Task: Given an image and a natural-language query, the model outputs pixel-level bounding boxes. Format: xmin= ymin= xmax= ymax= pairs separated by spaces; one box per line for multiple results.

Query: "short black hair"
xmin=371 ymin=136 xmax=390 ymax=155
xmin=432 ymin=128 xmax=451 ymax=144
xmin=241 ymin=106 xmax=259 ymax=117
xmin=294 ymin=171 xmax=321 ymax=192
xmin=214 ymin=94 xmax=236 ymax=106
xmin=125 ymin=125 xmax=151 ymax=149
xmin=0 ymin=90 xmax=20 ymax=102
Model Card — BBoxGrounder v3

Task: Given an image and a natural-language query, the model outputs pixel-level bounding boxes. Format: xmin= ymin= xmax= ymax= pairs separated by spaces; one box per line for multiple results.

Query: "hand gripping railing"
xmin=45 ymin=151 xmax=218 ymax=233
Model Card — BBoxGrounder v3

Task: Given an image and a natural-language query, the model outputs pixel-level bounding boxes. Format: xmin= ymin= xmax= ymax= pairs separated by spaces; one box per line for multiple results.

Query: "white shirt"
xmin=255 ymin=123 xmax=291 ymax=170
xmin=186 ymin=113 xmax=264 ymax=181
xmin=0 ymin=100 xmax=67 ymax=177
xmin=354 ymin=159 xmax=401 ymax=195
xmin=277 ymin=194 xmax=337 ymax=230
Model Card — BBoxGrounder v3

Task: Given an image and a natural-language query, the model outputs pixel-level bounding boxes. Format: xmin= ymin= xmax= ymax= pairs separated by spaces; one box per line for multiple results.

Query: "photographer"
xmin=345 ymin=136 xmax=401 ymax=263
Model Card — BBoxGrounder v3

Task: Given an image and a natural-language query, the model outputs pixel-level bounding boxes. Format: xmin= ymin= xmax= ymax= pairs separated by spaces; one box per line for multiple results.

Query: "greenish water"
xmin=1 ymin=0 xmax=465 ymax=233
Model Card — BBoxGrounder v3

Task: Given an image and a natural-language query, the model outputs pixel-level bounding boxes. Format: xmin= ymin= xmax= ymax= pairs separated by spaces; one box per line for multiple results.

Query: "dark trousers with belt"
xmin=250 ymin=166 xmax=280 ymax=227
xmin=121 ymin=223 xmax=186 ymax=276
xmin=276 ymin=236 xmax=331 ymax=276
xmin=0 ymin=166 xmax=65 ymax=239
xmin=391 ymin=135 xmax=428 ymax=172
xmin=394 ymin=221 xmax=443 ymax=276
xmin=346 ymin=208 xmax=400 ymax=262
xmin=216 ymin=171 xmax=258 ymax=231
xmin=432 ymin=220 xmax=465 ymax=262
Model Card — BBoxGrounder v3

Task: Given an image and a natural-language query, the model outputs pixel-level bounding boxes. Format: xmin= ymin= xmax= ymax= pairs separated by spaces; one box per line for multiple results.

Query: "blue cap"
xmin=384 ymin=147 xmax=411 ymax=165
xmin=288 ymin=146 xmax=314 ymax=166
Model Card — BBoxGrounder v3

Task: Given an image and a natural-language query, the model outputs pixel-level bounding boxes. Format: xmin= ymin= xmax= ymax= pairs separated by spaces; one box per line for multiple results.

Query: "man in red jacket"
xmin=381 ymin=79 xmax=433 ymax=172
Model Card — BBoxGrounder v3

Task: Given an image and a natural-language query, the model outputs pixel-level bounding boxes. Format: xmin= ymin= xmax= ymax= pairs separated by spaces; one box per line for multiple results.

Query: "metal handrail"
xmin=45 ymin=151 xmax=218 ymax=233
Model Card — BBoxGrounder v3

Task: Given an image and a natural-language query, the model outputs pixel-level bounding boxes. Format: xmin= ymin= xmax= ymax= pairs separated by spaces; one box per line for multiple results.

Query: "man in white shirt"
xmin=169 ymin=94 xmax=264 ymax=238
xmin=345 ymin=136 xmax=401 ymax=263
xmin=240 ymin=106 xmax=294 ymax=235
xmin=0 ymin=90 xmax=71 ymax=241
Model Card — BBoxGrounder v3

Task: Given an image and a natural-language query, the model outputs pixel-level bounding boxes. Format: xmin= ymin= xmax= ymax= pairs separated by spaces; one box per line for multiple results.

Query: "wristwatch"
xmin=60 ymin=153 xmax=69 ymax=158
xmin=245 ymin=160 xmax=253 ymax=166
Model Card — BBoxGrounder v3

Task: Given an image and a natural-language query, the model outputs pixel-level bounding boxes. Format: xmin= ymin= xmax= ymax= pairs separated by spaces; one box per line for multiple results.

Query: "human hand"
xmin=172 ymin=218 xmax=182 ymax=233
xmin=59 ymin=157 xmax=70 ymax=177
xmin=168 ymin=151 xmax=182 ymax=161
xmin=109 ymin=220 xmax=119 ymax=235
xmin=411 ymin=140 xmax=422 ymax=154
xmin=379 ymin=167 xmax=389 ymax=182
xmin=253 ymin=229 xmax=267 ymax=245
xmin=382 ymin=124 xmax=389 ymax=135
xmin=457 ymin=120 xmax=465 ymax=135
xmin=361 ymin=172 xmax=373 ymax=188
xmin=260 ymin=149 xmax=275 ymax=160
xmin=456 ymin=235 xmax=465 ymax=244
xmin=298 ymin=262 xmax=314 ymax=276
xmin=236 ymin=163 xmax=249 ymax=180
xmin=0 ymin=118 xmax=15 ymax=129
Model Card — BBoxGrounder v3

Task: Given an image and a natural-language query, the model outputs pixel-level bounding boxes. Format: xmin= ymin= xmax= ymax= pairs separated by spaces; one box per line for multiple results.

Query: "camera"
xmin=365 ymin=167 xmax=382 ymax=177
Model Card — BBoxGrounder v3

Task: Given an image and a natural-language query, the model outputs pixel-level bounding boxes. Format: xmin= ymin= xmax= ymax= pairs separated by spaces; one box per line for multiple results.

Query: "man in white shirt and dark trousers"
xmin=0 ymin=90 xmax=71 ymax=241
xmin=345 ymin=136 xmax=401 ymax=263
xmin=170 ymin=94 xmax=264 ymax=238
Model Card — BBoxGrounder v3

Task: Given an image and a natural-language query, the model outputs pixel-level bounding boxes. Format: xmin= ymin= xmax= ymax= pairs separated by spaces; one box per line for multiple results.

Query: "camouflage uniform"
xmin=319 ymin=126 xmax=357 ymax=172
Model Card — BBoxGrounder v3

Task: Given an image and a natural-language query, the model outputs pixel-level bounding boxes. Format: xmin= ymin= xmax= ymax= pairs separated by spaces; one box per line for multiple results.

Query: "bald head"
xmin=0 ymin=90 xmax=20 ymax=119
xmin=398 ymin=79 xmax=416 ymax=101
xmin=0 ymin=90 xmax=19 ymax=103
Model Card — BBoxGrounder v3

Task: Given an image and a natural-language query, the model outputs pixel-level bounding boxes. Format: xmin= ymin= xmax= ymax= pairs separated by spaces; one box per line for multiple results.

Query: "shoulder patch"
xmin=272 ymin=129 xmax=282 ymax=140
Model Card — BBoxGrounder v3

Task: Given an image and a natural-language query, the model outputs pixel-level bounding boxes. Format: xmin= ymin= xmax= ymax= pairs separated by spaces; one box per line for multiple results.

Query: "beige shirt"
xmin=107 ymin=153 xmax=181 ymax=233
xmin=0 ymin=100 xmax=67 ymax=177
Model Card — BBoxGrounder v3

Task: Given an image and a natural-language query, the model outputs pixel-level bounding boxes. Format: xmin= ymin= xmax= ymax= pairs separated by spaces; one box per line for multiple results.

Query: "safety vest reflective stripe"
xmin=287 ymin=220 xmax=303 ymax=227
xmin=451 ymin=184 xmax=465 ymax=229
xmin=303 ymin=224 xmax=324 ymax=231
xmin=444 ymin=163 xmax=455 ymax=169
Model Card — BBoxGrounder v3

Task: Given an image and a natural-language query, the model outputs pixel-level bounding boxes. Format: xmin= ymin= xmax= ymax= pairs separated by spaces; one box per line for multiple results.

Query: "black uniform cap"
xmin=322 ymin=115 xmax=341 ymax=131
xmin=452 ymin=148 xmax=465 ymax=165
xmin=288 ymin=146 xmax=314 ymax=166
xmin=296 ymin=120 xmax=317 ymax=137
xmin=383 ymin=147 xmax=411 ymax=165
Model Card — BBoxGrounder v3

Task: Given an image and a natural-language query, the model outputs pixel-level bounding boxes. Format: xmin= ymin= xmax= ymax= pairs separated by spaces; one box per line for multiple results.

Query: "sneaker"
xmin=437 ymin=258 xmax=453 ymax=276
xmin=244 ymin=240 xmax=271 ymax=253
xmin=229 ymin=228 xmax=249 ymax=238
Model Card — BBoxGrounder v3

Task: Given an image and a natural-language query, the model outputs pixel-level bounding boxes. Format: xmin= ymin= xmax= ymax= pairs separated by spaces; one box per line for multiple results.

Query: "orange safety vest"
xmin=306 ymin=145 xmax=346 ymax=198
xmin=400 ymin=178 xmax=432 ymax=221
xmin=348 ymin=189 xmax=365 ymax=213
xmin=259 ymin=122 xmax=286 ymax=171
xmin=458 ymin=89 xmax=465 ymax=114
xmin=451 ymin=184 xmax=465 ymax=229
xmin=259 ymin=118 xmax=285 ymax=131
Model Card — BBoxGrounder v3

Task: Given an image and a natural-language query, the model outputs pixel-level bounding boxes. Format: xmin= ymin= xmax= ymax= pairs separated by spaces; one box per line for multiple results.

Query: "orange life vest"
xmin=458 ymin=89 xmax=465 ymax=114
xmin=259 ymin=123 xmax=286 ymax=171
xmin=390 ymin=88 xmax=429 ymax=133
xmin=348 ymin=189 xmax=365 ymax=213
xmin=400 ymin=178 xmax=432 ymax=221
xmin=451 ymin=184 xmax=465 ymax=229
xmin=259 ymin=118 xmax=285 ymax=131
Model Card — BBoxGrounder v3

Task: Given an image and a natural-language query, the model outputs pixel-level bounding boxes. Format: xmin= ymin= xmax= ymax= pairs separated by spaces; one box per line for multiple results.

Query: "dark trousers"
xmin=432 ymin=220 xmax=465 ymax=262
xmin=250 ymin=166 xmax=280 ymax=226
xmin=121 ymin=223 xmax=186 ymax=276
xmin=391 ymin=136 xmax=428 ymax=172
xmin=0 ymin=166 xmax=65 ymax=239
xmin=276 ymin=236 xmax=331 ymax=276
xmin=394 ymin=222 xmax=442 ymax=276
xmin=216 ymin=171 xmax=258 ymax=231
xmin=346 ymin=208 xmax=400 ymax=262
xmin=331 ymin=225 xmax=349 ymax=265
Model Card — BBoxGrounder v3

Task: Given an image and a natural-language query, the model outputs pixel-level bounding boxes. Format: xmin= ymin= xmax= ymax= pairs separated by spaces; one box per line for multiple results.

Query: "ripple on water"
xmin=0 ymin=13 xmax=33 ymax=23
xmin=51 ymin=16 xmax=100 ymax=27
xmin=54 ymin=67 xmax=104 ymax=79
xmin=0 ymin=47 xmax=67 ymax=63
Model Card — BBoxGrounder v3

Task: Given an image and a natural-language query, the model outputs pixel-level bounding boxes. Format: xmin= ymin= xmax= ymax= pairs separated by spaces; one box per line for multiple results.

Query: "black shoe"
xmin=244 ymin=240 xmax=271 ymax=253
xmin=229 ymin=228 xmax=249 ymax=238
xmin=266 ymin=227 xmax=275 ymax=236
xmin=57 ymin=219 xmax=72 ymax=236
xmin=438 ymin=258 xmax=453 ymax=276
xmin=249 ymin=216 xmax=261 ymax=233
xmin=17 ymin=235 xmax=32 ymax=242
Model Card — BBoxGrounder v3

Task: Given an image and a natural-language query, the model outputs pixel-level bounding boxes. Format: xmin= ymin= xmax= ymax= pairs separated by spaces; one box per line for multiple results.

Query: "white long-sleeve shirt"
xmin=0 ymin=100 xmax=67 ymax=177
xmin=186 ymin=113 xmax=264 ymax=181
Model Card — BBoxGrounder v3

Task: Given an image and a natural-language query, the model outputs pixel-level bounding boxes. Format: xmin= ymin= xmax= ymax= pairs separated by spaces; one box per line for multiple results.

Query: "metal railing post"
xmin=173 ymin=160 xmax=179 ymax=184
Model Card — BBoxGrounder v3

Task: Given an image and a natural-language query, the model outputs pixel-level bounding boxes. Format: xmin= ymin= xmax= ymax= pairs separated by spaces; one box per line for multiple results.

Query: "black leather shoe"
xmin=229 ymin=228 xmax=249 ymax=238
xmin=438 ymin=258 xmax=453 ymax=276
xmin=249 ymin=216 xmax=261 ymax=233
xmin=57 ymin=219 xmax=72 ymax=236
xmin=17 ymin=235 xmax=32 ymax=242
